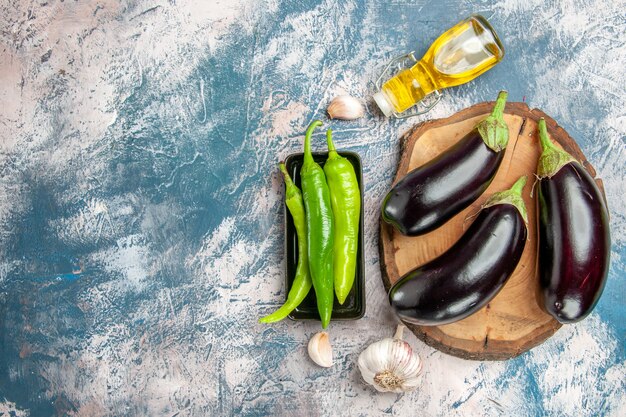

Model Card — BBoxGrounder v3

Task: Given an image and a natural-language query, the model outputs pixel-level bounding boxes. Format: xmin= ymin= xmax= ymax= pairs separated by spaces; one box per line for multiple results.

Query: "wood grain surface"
xmin=380 ymin=101 xmax=606 ymax=360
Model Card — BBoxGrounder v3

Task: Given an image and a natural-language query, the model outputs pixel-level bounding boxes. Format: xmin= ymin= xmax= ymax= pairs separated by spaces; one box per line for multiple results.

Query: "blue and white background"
xmin=0 ymin=0 xmax=624 ymax=416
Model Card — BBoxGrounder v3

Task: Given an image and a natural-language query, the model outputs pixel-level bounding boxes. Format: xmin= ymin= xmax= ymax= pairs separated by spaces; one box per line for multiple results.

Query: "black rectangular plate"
xmin=284 ymin=152 xmax=365 ymax=321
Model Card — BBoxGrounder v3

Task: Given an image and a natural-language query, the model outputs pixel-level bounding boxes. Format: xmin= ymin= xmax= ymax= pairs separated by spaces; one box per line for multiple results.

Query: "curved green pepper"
xmin=259 ymin=163 xmax=312 ymax=324
xmin=323 ymin=129 xmax=361 ymax=304
xmin=301 ymin=120 xmax=334 ymax=328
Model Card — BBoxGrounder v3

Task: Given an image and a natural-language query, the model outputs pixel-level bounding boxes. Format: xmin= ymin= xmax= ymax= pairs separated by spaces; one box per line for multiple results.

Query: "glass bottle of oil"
xmin=373 ymin=15 xmax=505 ymax=117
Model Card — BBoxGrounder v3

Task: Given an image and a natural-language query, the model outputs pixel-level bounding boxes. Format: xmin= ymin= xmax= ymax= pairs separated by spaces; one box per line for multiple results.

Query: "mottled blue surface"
xmin=0 ymin=0 xmax=624 ymax=416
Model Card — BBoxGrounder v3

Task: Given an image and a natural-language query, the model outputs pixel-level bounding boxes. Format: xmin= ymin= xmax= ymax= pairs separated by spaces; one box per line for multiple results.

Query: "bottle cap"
xmin=373 ymin=91 xmax=394 ymax=117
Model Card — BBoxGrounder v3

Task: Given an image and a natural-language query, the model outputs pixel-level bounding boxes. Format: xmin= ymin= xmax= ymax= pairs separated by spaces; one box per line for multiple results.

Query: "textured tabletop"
xmin=1 ymin=1 xmax=624 ymax=416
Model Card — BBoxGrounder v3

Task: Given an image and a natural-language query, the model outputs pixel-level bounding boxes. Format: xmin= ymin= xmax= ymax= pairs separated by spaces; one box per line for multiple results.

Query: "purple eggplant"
xmin=536 ymin=119 xmax=610 ymax=323
xmin=382 ymin=91 xmax=509 ymax=236
xmin=389 ymin=177 xmax=528 ymax=326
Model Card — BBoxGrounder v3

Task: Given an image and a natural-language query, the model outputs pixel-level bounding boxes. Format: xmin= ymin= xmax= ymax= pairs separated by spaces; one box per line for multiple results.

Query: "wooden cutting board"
xmin=379 ymin=101 xmax=606 ymax=360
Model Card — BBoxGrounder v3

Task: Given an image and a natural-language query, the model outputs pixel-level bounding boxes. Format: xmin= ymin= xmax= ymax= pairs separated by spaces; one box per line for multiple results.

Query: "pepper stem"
xmin=483 ymin=175 xmax=529 ymax=223
xmin=326 ymin=128 xmax=339 ymax=159
xmin=536 ymin=118 xmax=577 ymax=178
xmin=279 ymin=163 xmax=294 ymax=187
xmin=303 ymin=120 xmax=323 ymax=166
xmin=476 ymin=91 xmax=509 ymax=152
xmin=279 ymin=162 xmax=300 ymax=200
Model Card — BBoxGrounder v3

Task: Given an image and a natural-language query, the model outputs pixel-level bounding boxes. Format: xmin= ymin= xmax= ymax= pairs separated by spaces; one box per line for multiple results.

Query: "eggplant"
xmin=389 ymin=177 xmax=528 ymax=326
xmin=536 ymin=119 xmax=610 ymax=323
xmin=382 ymin=91 xmax=510 ymax=236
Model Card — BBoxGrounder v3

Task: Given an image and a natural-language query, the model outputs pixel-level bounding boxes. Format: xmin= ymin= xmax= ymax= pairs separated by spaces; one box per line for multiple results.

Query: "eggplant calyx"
xmin=536 ymin=118 xmax=577 ymax=178
xmin=476 ymin=90 xmax=509 ymax=152
xmin=483 ymin=175 xmax=528 ymax=223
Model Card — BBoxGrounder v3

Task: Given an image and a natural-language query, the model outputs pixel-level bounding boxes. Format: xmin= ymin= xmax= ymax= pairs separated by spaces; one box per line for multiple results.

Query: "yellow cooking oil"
xmin=375 ymin=15 xmax=504 ymax=116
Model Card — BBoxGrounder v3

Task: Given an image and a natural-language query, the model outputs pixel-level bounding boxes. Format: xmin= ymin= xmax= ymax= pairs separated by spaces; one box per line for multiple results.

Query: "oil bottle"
xmin=373 ymin=15 xmax=505 ymax=118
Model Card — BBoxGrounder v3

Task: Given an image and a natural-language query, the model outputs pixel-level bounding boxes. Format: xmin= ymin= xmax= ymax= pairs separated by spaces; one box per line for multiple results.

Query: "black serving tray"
xmin=284 ymin=152 xmax=365 ymax=321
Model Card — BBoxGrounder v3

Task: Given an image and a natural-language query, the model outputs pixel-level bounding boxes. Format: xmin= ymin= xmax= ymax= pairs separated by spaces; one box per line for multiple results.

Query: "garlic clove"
xmin=308 ymin=331 xmax=333 ymax=368
xmin=327 ymin=95 xmax=365 ymax=120
xmin=357 ymin=324 xmax=422 ymax=393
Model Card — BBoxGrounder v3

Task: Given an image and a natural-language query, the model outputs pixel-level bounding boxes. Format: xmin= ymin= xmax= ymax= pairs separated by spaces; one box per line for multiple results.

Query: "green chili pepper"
xmin=323 ymin=128 xmax=361 ymax=304
xmin=301 ymin=120 xmax=334 ymax=328
xmin=259 ymin=163 xmax=312 ymax=324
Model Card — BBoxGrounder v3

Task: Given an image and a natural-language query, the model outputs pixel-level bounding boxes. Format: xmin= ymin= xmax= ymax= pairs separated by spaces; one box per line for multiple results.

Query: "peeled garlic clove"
xmin=357 ymin=325 xmax=422 ymax=393
xmin=327 ymin=95 xmax=365 ymax=120
xmin=308 ymin=331 xmax=333 ymax=368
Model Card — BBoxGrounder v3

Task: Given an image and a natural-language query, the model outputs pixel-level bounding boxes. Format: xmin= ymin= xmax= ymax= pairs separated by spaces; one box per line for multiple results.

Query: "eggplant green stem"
xmin=483 ymin=175 xmax=529 ymax=223
xmin=491 ymin=91 xmax=507 ymax=118
xmin=509 ymin=175 xmax=526 ymax=195
xmin=476 ymin=90 xmax=509 ymax=152
xmin=536 ymin=118 xmax=576 ymax=178
xmin=304 ymin=120 xmax=324 ymax=166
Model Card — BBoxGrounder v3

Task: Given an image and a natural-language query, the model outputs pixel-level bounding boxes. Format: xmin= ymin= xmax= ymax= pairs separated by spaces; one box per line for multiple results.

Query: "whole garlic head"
xmin=357 ymin=325 xmax=422 ymax=393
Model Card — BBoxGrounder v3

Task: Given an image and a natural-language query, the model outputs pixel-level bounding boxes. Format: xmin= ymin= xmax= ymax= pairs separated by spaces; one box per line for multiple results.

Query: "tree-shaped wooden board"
xmin=379 ymin=102 xmax=606 ymax=360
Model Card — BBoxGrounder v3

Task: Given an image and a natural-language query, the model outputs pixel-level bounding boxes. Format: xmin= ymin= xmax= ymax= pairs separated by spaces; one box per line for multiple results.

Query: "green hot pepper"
xmin=301 ymin=120 xmax=334 ymax=328
xmin=324 ymin=129 xmax=361 ymax=304
xmin=259 ymin=163 xmax=312 ymax=324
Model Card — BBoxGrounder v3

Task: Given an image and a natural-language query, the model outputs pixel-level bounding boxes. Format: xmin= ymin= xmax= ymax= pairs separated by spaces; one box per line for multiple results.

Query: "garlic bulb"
xmin=327 ymin=95 xmax=365 ymax=120
xmin=308 ymin=332 xmax=333 ymax=367
xmin=357 ymin=325 xmax=422 ymax=393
